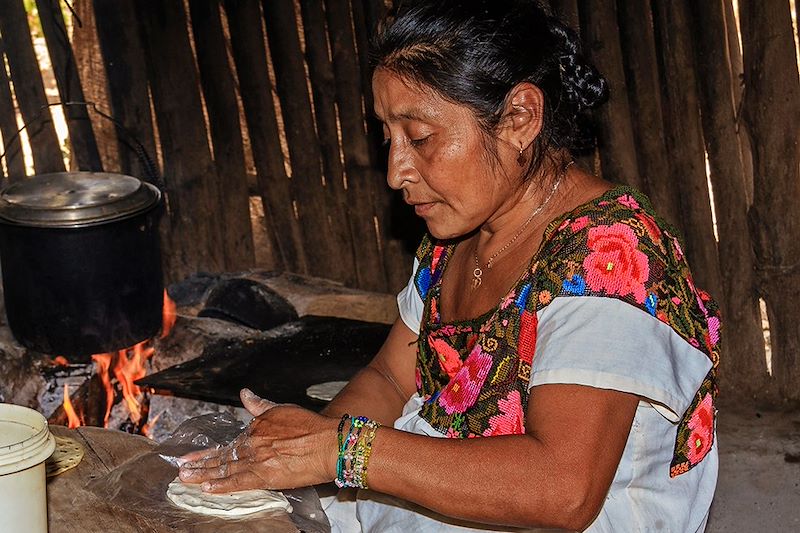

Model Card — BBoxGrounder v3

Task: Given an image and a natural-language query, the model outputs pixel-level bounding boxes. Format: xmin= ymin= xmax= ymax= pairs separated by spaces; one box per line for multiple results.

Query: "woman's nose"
xmin=386 ymin=144 xmax=416 ymax=190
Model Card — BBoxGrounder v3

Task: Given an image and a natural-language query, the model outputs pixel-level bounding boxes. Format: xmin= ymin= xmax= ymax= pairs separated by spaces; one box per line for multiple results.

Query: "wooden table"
xmin=46 ymin=426 xmax=305 ymax=532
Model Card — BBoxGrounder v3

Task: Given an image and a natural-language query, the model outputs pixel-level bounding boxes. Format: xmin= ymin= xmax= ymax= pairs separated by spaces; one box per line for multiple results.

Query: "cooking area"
xmin=1 ymin=1 xmax=800 ymax=532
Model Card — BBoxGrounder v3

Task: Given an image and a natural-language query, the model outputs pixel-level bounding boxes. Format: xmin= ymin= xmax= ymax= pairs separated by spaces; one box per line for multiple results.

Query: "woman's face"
xmin=372 ymin=69 xmax=523 ymax=239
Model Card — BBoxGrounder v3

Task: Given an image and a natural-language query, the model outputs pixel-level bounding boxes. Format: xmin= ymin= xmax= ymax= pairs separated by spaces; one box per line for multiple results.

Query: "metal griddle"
xmin=136 ymin=316 xmax=391 ymax=410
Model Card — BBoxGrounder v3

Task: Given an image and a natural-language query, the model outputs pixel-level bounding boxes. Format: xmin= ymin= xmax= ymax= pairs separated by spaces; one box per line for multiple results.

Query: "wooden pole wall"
xmin=687 ymin=0 xmax=768 ymax=400
xmin=616 ymin=1 xmax=683 ymax=234
xmin=651 ymin=1 xmax=723 ymax=300
xmin=188 ymin=0 xmax=255 ymax=272
xmin=579 ymin=0 xmax=642 ymax=190
xmin=0 ymin=38 xmax=25 ymax=180
xmin=35 ymin=0 xmax=102 ymax=172
xmin=0 ymin=0 xmax=64 ymax=175
xmin=740 ymin=0 xmax=800 ymax=402
xmin=135 ymin=0 xmax=226 ymax=279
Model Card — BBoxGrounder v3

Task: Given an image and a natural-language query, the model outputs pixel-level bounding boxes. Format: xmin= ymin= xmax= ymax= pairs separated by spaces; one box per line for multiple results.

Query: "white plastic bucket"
xmin=0 ymin=403 xmax=56 ymax=533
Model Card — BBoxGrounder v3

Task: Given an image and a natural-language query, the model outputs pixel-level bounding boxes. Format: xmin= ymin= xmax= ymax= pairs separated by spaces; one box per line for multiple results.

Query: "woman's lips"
xmin=413 ymin=202 xmax=435 ymax=216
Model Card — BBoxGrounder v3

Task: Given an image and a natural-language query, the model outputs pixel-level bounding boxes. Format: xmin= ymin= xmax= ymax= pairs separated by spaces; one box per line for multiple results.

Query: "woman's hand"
xmin=177 ymin=389 xmax=339 ymax=493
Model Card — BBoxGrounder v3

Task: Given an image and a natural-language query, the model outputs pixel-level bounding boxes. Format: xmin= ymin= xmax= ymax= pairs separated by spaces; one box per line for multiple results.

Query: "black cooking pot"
xmin=0 ymin=172 xmax=163 ymax=360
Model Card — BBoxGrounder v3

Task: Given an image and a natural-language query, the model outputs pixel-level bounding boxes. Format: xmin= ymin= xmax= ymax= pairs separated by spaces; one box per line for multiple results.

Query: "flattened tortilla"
xmin=305 ymin=381 xmax=348 ymax=402
xmin=46 ymin=435 xmax=85 ymax=477
xmin=166 ymin=477 xmax=293 ymax=517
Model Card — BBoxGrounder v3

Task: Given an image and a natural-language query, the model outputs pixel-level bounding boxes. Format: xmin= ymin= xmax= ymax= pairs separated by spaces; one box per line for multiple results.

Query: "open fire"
xmin=59 ymin=291 xmax=177 ymax=436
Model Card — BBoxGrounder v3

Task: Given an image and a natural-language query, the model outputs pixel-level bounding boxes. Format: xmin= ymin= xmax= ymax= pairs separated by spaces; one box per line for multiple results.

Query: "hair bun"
xmin=548 ymin=19 xmax=608 ymax=110
xmin=559 ymin=54 xmax=608 ymax=109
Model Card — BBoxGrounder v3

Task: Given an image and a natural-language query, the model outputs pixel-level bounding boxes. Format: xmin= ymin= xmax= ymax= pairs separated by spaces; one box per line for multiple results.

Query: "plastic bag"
xmin=87 ymin=413 xmax=330 ymax=533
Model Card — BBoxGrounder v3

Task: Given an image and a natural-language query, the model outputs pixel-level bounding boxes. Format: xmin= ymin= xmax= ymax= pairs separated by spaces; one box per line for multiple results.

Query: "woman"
xmin=179 ymin=1 xmax=719 ymax=531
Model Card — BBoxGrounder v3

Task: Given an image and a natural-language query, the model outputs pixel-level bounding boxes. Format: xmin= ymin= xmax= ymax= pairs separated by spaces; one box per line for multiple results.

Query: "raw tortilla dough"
xmin=305 ymin=380 xmax=348 ymax=402
xmin=166 ymin=477 xmax=293 ymax=517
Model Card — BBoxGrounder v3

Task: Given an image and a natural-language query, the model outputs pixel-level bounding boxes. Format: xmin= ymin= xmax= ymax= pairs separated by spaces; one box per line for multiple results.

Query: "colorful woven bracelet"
xmin=335 ymin=414 xmax=380 ymax=489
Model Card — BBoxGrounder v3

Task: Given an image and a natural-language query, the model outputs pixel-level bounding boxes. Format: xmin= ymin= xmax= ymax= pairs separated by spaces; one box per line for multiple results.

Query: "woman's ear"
xmin=498 ymin=82 xmax=545 ymax=152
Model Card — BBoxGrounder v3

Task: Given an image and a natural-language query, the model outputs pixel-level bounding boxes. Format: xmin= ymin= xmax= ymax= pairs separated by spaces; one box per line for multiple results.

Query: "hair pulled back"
xmin=372 ymin=0 xmax=607 ymax=176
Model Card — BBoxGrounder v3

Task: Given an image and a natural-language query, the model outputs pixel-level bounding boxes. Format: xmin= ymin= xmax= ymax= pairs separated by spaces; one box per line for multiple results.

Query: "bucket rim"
xmin=0 ymin=404 xmax=55 ymax=475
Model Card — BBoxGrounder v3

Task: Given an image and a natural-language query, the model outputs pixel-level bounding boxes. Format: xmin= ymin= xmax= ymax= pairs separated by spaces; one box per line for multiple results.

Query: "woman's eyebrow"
xmin=376 ymin=110 xmax=434 ymax=123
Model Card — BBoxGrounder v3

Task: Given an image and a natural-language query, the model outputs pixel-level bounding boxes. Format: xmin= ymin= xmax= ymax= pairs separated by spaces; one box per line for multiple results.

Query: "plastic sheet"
xmin=87 ymin=413 xmax=330 ymax=533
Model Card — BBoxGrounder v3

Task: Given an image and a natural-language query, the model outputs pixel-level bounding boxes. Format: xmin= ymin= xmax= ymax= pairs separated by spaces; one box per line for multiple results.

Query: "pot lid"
xmin=0 ymin=172 xmax=161 ymax=227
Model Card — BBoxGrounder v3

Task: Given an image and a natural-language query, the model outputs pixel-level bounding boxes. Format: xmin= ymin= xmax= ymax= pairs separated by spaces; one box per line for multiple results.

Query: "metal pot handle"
xmin=0 ymin=101 xmax=164 ymax=192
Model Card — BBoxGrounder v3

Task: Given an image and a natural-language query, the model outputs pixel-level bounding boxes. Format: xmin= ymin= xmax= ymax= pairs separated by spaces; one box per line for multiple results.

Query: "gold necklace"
xmin=472 ymin=172 xmax=564 ymax=289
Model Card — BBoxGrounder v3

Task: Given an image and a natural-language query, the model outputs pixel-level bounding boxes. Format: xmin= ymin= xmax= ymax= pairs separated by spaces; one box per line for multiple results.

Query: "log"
xmin=326 ymin=0 xmax=389 ymax=291
xmin=261 ymin=0 xmax=353 ymax=283
xmin=740 ymin=0 xmax=800 ymax=402
xmin=724 ymin=0 xmax=753 ymax=204
xmin=616 ymin=1 xmax=683 ymax=233
xmin=687 ymin=0 xmax=769 ymax=401
xmin=223 ymin=0 xmax=301 ymax=273
xmin=299 ymin=1 xmax=358 ymax=286
xmin=92 ymin=0 xmax=157 ymax=183
xmin=35 ymin=0 xmax=103 ymax=172
xmin=0 ymin=0 xmax=65 ymax=174
xmin=135 ymin=0 xmax=226 ymax=280
xmin=652 ymin=1 xmax=723 ymax=301
xmin=0 ymin=40 xmax=25 ymax=180
xmin=578 ymin=0 xmax=641 ymax=188
xmin=188 ymin=0 xmax=255 ymax=272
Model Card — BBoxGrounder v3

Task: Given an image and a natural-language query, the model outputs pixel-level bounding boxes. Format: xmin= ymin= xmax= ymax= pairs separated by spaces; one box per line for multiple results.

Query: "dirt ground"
xmin=707 ymin=402 xmax=800 ymax=532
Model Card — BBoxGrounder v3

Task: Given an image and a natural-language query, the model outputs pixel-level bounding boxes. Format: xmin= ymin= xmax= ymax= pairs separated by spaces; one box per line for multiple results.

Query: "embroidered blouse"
xmin=410 ymin=185 xmax=718 ymax=474
xmin=352 ymin=185 xmax=720 ymax=532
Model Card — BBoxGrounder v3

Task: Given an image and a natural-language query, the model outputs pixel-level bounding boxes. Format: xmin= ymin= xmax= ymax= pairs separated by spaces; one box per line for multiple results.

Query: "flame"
xmin=58 ymin=289 xmax=176 ymax=433
xmin=63 ymin=383 xmax=82 ymax=429
xmin=110 ymin=341 xmax=155 ymax=424
xmin=53 ymin=355 xmax=69 ymax=366
xmin=141 ymin=411 xmax=161 ymax=439
xmin=162 ymin=290 xmax=176 ymax=338
xmin=91 ymin=353 xmax=114 ymax=427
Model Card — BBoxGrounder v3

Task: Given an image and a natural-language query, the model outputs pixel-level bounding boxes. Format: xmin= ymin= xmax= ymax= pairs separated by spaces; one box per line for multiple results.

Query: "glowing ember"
xmin=58 ymin=290 xmax=177 ymax=435
xmin=53 ymin=355 xmax=69 ymax=366
xmin=63 ymin=383 xmax=82 ymax=429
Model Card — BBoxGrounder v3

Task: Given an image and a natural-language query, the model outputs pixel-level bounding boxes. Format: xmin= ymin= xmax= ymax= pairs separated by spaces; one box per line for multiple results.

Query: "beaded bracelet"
xmin=335 ymin=414 xmax=380 ymax=489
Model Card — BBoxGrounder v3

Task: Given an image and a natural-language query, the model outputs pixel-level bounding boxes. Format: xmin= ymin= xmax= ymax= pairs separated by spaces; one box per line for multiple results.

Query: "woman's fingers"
xmin=240 ymin=388 xmax=276 ymax=416
xmin=200 ymin=471 xmax=270 ymax=494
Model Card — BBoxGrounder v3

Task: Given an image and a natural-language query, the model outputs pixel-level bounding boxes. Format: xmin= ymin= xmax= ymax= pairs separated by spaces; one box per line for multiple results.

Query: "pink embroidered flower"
xmin=438 ymin=347 xmax=493 ymax=414
xmin=617 ymin=194 xmax=640 ymax=210
xmin=446 ymin=427 xmax=461 ymax=438
xmin=500 ymin=292 xmax=516 ymax=310
xmin=570 ymin=216 xmax=590 ymax=233
xmin=583 ymin=223 xmax=650 ymax=303
xmin=483 ymin=390 xmax=525 ymax=436
xmin=557 ymin=219 xmax=571 ymax=232
xmin=429 ymin=336 xmax=463 ymax=379
xmin=707 ymin=316 xmax=720 ymax=347
xmin=415 ymin=366 xmax=423 ymax=390
xmin=686 ymin=394 xmax=714 ymax=464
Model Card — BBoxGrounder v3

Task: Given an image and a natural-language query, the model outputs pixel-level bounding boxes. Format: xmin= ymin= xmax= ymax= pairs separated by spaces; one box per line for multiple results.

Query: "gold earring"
xmin=517 ymin=142 xmax=526 ymax=167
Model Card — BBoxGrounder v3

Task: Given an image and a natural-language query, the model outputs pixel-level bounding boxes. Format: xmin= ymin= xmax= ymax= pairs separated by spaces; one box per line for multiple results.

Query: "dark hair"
xmin=372 ymin=0 xmax=607 ymax=177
